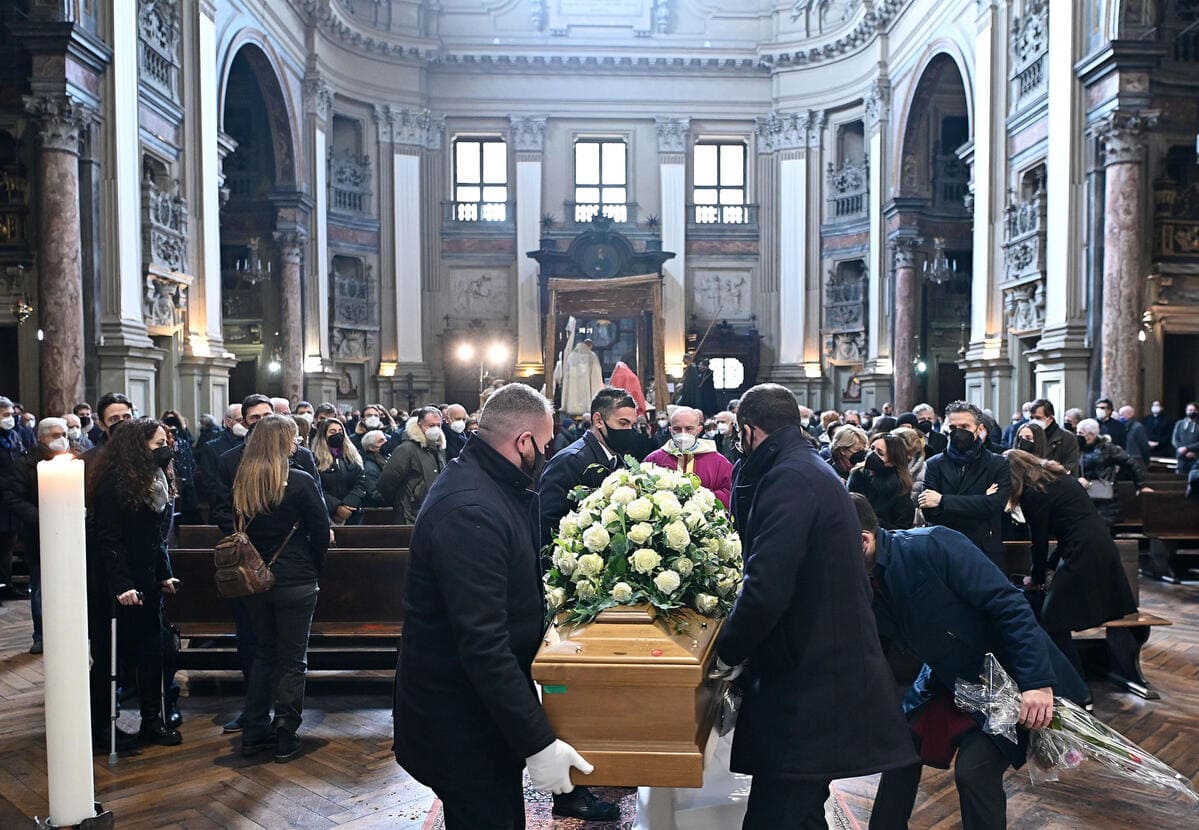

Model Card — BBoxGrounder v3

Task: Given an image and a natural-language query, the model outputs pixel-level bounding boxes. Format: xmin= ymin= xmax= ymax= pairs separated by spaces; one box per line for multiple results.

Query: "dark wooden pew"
xmin=175 ymin=523 xmax=413 ymax=550
xmin=1142 ymin=491 xmax=1199 ymax=583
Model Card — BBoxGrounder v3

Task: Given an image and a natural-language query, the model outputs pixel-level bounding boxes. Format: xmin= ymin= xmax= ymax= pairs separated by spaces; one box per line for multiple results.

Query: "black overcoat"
xmin=716 ymin=425 xmax=917 ymax=781
xmin=393 ymin=438 xmax=556 ymax=789
xmin=535 ymin=430 xmax=616 ymax=550
xmin=922 ymin=448 xmax=1010 ymax=560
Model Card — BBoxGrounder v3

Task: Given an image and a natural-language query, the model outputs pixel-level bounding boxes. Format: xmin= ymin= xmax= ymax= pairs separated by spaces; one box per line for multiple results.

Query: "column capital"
xmin=304 ymin=69 xmax=334 ymax=124
xmin=807 ymin=109 xmax=826 ymax=149
xmin=375 ymin=105 xmax=444 ymax=150
xmin=891 ymin=235 xmax=923 ymax=269
xmin=755 ymin=110 xmax=810 ymax=154
xmin=863 ymin=77 xmax=891 ymax=131
xmin=1097 ymin=109 xmax=1158 ymax=166
xmin=654 ymin=116 xmax=691 ymax=154
xmin=274 ymin=230 xmax=307 ymax=264
xmin=23 ymin=94 xmax=94 ymax=154
xmin=509 ymin=115 xmax=548 ymax=153
xmin=199 ymin=0 xmax=217 ymax=19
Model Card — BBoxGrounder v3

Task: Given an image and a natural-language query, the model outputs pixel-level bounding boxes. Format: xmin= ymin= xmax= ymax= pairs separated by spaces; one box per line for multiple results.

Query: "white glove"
xmin=708 ymin=657 xmax=743 ymax=682
xmin=525 ymin=739 xmax=594 ymax=794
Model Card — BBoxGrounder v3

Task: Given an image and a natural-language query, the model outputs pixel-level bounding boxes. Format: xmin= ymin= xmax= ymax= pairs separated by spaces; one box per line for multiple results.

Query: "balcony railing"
xmin=690 ymin=204 xmax=757 ymax=225
xmin=328 ymin=150 xmax=371 ymax=215
xmin=568 ymin=201 xmax=637 ymax=225
xmin=444 ymin=201 xmax=510 ymax=222
xmin=1002 ymin=190 xmax=1046 ymax=282
xmin=826 ymin=158 xmax=869 ymax=221
xmin=935 ymin=154 xmax=970 ymax=209
xmin=1009 ymin=1 xmax=1048 ymax=110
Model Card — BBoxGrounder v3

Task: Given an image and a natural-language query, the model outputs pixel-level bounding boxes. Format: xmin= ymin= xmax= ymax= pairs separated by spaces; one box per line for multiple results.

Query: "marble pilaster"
xmin=891 ymin=237 xmax=922 ymax=412
xmin=656 ymin=116 xmax=689 ymax=375
xmin=274 ymin=230 xmax=307 ymax=405
xmin=511 ymin=115 xmax=547 ymax=376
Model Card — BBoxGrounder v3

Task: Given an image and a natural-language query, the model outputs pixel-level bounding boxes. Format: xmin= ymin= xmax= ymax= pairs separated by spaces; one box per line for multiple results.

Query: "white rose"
xmin=547 ymin=586 xmax=567 ymax=608
xmin=625 ymin=497 xmax=655 ymax=522
xmin=611 ymin=581 xmax=634 ymax=602
xmin=653 ymin=569 xmax=681 ymax=595
xmin=576 ymin=510 xmax=595 ymax=529
xmin=629 ymin=548 xmax=662 ymax=574
xmin=558 ymin=514 xmax=580 ymax=538
xmin=684 ymin=510 xmax=708 ymax=532
xmin=674 ymin=557 xmax=694 ymax=578
xmin=663 ymin=520 xmax=691 ymax=551
xmin=720 ymin=536 xmax=742 ymax=562
xmin=582 ymin=524 xmax=611 ymax=552
xmin=610 ymin=486 xmax=637 ymax=505
xmin=717 ymin=578 xmax=736 ymax=596
xmin=575 ymin=580 xmax=597 ymax=601
xmin=691 ymin=490 xmax=716 ymax=510
xmin=576 ymin=553 xmax=604 ymax=578
xmin=694 ymin=593 xmax=719 ymax=614
xmin=704 ymin=537 xmax=722 ymax=556
xmin=556 ymin=551 xmax=578 ymax=576
xmin=599 ymin=505 xmax=620 ymax=526
xmin=627 ymin=522 xmax=655 ymax=545
xmin=653 ymin=491 xmax=683 ymax=518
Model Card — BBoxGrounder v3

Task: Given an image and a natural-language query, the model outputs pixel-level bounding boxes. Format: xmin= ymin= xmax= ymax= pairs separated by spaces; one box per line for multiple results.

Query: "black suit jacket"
xmin=535 ymin=431 xmax=617 ymax=551
xmin=922 ymin=448 xmax=1010 ymax=559
xmin=211 ymin=442 xmax=321 ymax=532
xmin=393 ymin=437 xmax=555 ymax=787
xmin=195 ymin=430 xmax=242 ymax=503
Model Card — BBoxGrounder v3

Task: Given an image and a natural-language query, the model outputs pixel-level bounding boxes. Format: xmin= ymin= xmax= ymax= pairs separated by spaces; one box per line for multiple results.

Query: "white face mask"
xmin=231 ymin=422 xmax=248 ymax=438
xmin=47 ymin=436 xmax=70 ymax=454
xmin=67 ymin=427 xmax=82 ymax=441
xmin=671 ymin=432 xmax=698 ymax=452
xmin=657 ymin=418 xmax=668 ymax=428
xmin=449 ymin=419 xmax=467 ymax=434
xmin=1151 ymin=405 xmax=1162 ymax=415
xmin=716 ymin=422 xmax=730 ymax=435
xmin=800 ymin=416 xmax=811 ymax=428
xmin=0 ymin=416 xmax=14 ymax=431
xmin=1095 ymin=408 xmax=1109 ymax=420
xmin=364 ymin=416 xmax=382 ymax=430
xmin=423 ymin=425 xmax=444 ymax=444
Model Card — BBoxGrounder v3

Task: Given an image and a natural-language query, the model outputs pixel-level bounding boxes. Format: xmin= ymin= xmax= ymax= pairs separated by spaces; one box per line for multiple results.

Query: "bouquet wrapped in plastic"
xmin=955 ymin=654 xmax=1199 ymax=804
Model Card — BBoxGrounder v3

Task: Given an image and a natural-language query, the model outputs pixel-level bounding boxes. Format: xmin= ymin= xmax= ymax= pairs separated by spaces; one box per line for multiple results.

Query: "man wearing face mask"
xmin=917 ymin=401 xmax=1011 ymax=569
xmin=377 ymin=406 xmax=447 ymax=523
xmin=442 ymin=403 xmax=470 ymax=462
xmin=196 ymin=403 xmax=244 ymax=507
xmin=1027 ymin=399 xmax=1080 ymax=476
xmin=643 ymin=406 xmax=733 ymax=509
xmin=711 ymin=384 xmax=916 ymax=828
xmin=0 ymin=396 xmax=33 ymax=599
xmin=912 ymin=403 xmax=948 ymax=458
xmin=1117 ymin=405 xmax=1151 ymax=469
xmin=713 ymin=410 xmax=740 ymax=464
xmin=1093 ymin=397 xmax=1126 ymax=449
xmin=1142 ymin=400 xmax=1173 ymax=459
xmin=62 ymin=412 xmax=94 ymax=453
xmin=1173 ymin=402 xmax=1199 ymax=477
xmin=394 ymin=383 xmax=596 ymax=828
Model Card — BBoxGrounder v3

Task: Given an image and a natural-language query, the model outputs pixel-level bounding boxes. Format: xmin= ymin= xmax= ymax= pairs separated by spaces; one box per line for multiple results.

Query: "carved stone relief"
xmin=1004 ymin=279 xmax=1045 ymax=335
xmin=824 ymin=332 xmax=865 ymax=364
xmin=692 ymin=271 xmax=751 ymax=320
xmin=447 ymin=268 xmax=510 ymax=319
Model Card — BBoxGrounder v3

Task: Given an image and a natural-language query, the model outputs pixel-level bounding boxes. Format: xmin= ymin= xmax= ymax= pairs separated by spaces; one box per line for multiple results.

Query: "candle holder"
xmin=35 ymin=805 xmax=115 ymax=829
xmin=234 ymin=237 xmax=272 ymax=286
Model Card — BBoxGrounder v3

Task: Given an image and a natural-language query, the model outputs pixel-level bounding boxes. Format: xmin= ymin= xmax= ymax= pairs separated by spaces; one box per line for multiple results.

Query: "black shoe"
xmin=552 ymin=787 xmax=620 ymax=821
xmin=138 ymin=718 xmax=182 ymax=746
xmin=222 ymin=716 xmax=244 ymax=733
xmin=93 ymin=726 xmax=142 ymax=755
xmin=273 ymin=730 xmax=300 ymax=763
xmin=241 ymin=731 xmax=276 ymax=757
xmin=28 ymin=640 xmax=42 ymax=655
xmin=165 ymin=702 xmax=182 ymax=729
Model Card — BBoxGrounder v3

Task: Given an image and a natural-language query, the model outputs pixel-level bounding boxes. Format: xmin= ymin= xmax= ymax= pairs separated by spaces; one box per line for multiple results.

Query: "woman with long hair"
xmin=1013 ymin=420 xmax=1048 ymax=459
xmin=312 ymin=417 xmax=367 ymax=525
xmin=234 ymin=415 xmax=330 ymax=762
xmin=848 ymin=433 xmax=916 ymax=530
xmin=1006 ymin=448 xmax=1137 ymax=680
xmin=87 ymin=417 xmax=181 ymax=747
xmin=827 ymin=423 xmax=868 ymax=481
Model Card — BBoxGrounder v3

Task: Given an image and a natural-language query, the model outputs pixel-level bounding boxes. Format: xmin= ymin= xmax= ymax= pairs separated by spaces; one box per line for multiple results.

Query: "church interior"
xmin=2 ymin=0 xmax=1199 ymax=828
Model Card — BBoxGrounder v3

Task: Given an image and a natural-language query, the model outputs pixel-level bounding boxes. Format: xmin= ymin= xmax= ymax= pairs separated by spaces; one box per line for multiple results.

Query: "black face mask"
xmin=1189 ymin=412 xmax=1199 ymax=421
xmin=601 ymin=420 xmax=639 ymax=457
xmin=152 ymin=445 xmax=174 ymax=469
xmin=327 ymin=432 xmax=345 ymax=449
xmin=865 ymin=452 xmax=888 ymax=474
xmin=916 ymin=420 xmax=933 ymax=435
xmin=1016 ymin=438 xmax=1037 ymax=454
xmin=521 ymin=437 xmax=547 ymax=487
xmin=163 ymin=416 xmax=182 ymax=430
xmin=849 ymin=449 xmax=867 ymax=466
xmin=80 ymin=417 xmax=92 ymax=432
xmin=1078 ymin=434 xmax=1090 ymax=451
xmin=949 ymin=428 xmax=978 ymax=454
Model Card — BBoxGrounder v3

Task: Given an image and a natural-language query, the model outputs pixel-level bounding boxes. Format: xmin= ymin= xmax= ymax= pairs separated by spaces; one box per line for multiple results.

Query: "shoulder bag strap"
xmin=266 ymin=522 xmax=301 ymax=567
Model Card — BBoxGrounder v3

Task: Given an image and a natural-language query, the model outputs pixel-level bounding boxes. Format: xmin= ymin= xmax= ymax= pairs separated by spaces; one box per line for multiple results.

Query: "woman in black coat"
xmin=359 ymin=429 xmax=391 ymax=508
xmin=847 ymin=432 xmax=915 ymax=530
xmin=1008 ymin=449 xmax=1137 ymax=676
xmin=312 ymin=417 xmax=367 ymax=525
xmin=161 ymin=410 xmax=201 ymax=524
xmin=86 ymin=417 xmax=181 ymax=747
xmin=233 ymin=415 xmax=330 ymax=762
xmin=1076 ymin=419 xmax=1152 ymax=527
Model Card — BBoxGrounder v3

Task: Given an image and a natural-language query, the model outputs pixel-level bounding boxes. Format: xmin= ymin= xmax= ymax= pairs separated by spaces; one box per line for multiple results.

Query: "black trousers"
xmin=742 ymin=777 xmax=830 ymax=830
xmin=870 ymin=729 xmax=1010 ymax=830
xmin=242 ymin=581 xmax=318 ymax=739
xmin=434 ymin=763 xmax=526 ymax=830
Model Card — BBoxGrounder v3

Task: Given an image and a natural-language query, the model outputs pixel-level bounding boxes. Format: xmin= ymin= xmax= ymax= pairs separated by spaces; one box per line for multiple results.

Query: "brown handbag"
xmin=213 ymin=515 xmax=299 ymax=599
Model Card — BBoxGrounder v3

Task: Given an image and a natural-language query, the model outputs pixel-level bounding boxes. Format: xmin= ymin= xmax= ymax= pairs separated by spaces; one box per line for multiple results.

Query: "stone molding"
xmin=891 ymin=236 xmax=922 ymax=270
xmin=304 ymin=69 xmax=334 ymax=123
xmin=509 ymin=115 xmax=547 ymax=153
xmin=1097 ymin=110 xmax=1158 ymax=166
xmin=807 ymin=109 xmax=827 ymax=149
xmin=654 ymin=117 xmax=691 ymax=154
xmin=274 ymin=230 xmax=307 ymax=264
xmin=755 ymin=111 xmax=812 ymax=154
xmin=764 ymin=0 xmax=908 ymax=66
xmin=863 ymin=77 xmax=891 ymax=130
xmin=23 ymin=94 xmax=95 ymax=154
xmin=374 ymin=104 xmax=444 ymax=150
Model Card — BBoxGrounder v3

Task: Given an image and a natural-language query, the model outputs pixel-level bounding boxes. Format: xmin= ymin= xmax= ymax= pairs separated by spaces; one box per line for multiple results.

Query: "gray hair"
xmin=478 ymin=383 xmax=553 ymax=439
xmin=1076 ymin=418 xmax=1100 ymax=437
xmin=37 ymin=417 xmax=67 ymax=436
xmin=224 ymin=403 xmax=241 ymax=421
xmin=669 ymin=406 xmax=704 ymax=428
xmin=912 ymin=403 xmax=935 ymax=418
xmin=0 ymin=396 xmax=12 ymax=409
xmin=361 ymin=429 xmax=387 ymax=452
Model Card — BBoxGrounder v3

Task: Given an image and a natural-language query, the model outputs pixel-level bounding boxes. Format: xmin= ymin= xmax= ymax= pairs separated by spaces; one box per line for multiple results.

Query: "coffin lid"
xmin=535 ymin=604 xmax=721 ymax=666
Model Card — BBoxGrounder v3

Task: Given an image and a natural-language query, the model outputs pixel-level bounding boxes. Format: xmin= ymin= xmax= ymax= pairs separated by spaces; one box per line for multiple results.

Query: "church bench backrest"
xmin=174 ymin=524 xmax=413 ymax=549
xmin=1141 ymin=493 xmax=1199 ymax=539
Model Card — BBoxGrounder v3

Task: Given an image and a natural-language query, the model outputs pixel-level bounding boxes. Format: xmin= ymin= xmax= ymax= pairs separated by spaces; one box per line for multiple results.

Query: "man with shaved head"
xmin=443 ymin=403 xmax=470 ymax=461
xmin=643 ymin=405 xmax=734 ymax=508
xmin=394 ymin=383 xmax=594 ymax=828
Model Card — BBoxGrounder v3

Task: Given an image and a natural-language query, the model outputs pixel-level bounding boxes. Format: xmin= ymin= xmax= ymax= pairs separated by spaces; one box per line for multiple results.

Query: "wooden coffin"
xmin=531 ymin=605 xmax=723 ymax=788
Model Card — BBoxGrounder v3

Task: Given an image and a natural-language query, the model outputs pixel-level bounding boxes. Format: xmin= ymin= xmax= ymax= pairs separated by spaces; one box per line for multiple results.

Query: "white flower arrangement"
xmin=545 ymin=457 xmax=744 ymax=625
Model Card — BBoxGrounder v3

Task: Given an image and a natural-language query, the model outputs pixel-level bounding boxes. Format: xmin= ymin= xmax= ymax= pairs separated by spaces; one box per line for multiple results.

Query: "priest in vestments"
xmin=560 ymin=338 xmax=604 ymax=417
xmin=610 ymin=360 xmax=647 ymax=416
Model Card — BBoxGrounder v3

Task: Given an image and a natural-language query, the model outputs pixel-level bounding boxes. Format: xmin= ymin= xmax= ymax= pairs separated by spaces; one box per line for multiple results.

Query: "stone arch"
xmin=894 ymin=51 xmax=972 ymax=200
xmin=217 ymin=38 xmax=298 ymax=187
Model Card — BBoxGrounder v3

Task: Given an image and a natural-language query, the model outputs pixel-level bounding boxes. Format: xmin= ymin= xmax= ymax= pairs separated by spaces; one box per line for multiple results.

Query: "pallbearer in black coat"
xmin=394 ymin=384 xmax=593 ymax=830
xmin=1007 ymin=449 xmax=1137 ymax=674
xmin=712 ymin=384 xmax=917 ymax=830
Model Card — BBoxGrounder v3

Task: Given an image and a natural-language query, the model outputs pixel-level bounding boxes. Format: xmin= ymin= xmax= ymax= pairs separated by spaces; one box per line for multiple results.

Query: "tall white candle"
xmin=38 ymin=454 xmax=96 ymax=826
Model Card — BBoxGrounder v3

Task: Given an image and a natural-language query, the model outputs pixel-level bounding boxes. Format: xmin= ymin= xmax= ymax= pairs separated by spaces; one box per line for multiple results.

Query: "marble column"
xmin=891 ymin=237 xmax=922 ymax=412
xmin=24 ymin=94 xmax=93 ymax=416
xmin=1098 ymin=111 xmax=1155 ymax=414
xmin=656 ymin=117 xmax=689 ymax=375
xmin=858 ymin=77 xmax=893 ymax=411
xmin=274 ymin=230 xmax=306 ymax=405
xmin=511 ymin=115 xmax=547 ymax=376
xmin=304 ymin=68 xmax=333 ymax=373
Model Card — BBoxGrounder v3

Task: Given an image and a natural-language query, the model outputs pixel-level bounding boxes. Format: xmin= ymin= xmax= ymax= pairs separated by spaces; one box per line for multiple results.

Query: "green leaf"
xmin=609 ymin=533 xmax=629 ymax=558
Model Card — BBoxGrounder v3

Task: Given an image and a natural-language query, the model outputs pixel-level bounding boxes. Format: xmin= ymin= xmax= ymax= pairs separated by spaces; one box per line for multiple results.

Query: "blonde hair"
xmin=313 ymin=417 xmax=363 ymax=471
xmin=831 ymin=424 xmax=868 ymax=455
xmin=232 ymin=414 xmax=297 ymax=520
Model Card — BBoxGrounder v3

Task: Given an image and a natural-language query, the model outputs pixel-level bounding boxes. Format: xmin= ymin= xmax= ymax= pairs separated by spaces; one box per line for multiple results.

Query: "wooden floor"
xmin=2 ymin=581 xmax=1199 ymax=828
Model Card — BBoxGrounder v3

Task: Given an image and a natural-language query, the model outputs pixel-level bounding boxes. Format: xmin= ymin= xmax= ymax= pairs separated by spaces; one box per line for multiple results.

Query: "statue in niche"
xmin=337 ymin=368 xmax=358 ymax=398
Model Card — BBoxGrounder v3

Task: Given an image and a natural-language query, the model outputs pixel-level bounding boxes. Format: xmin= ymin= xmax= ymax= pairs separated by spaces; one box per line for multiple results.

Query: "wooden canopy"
xmin=544 ymin=273 xmax=667 ymax=412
